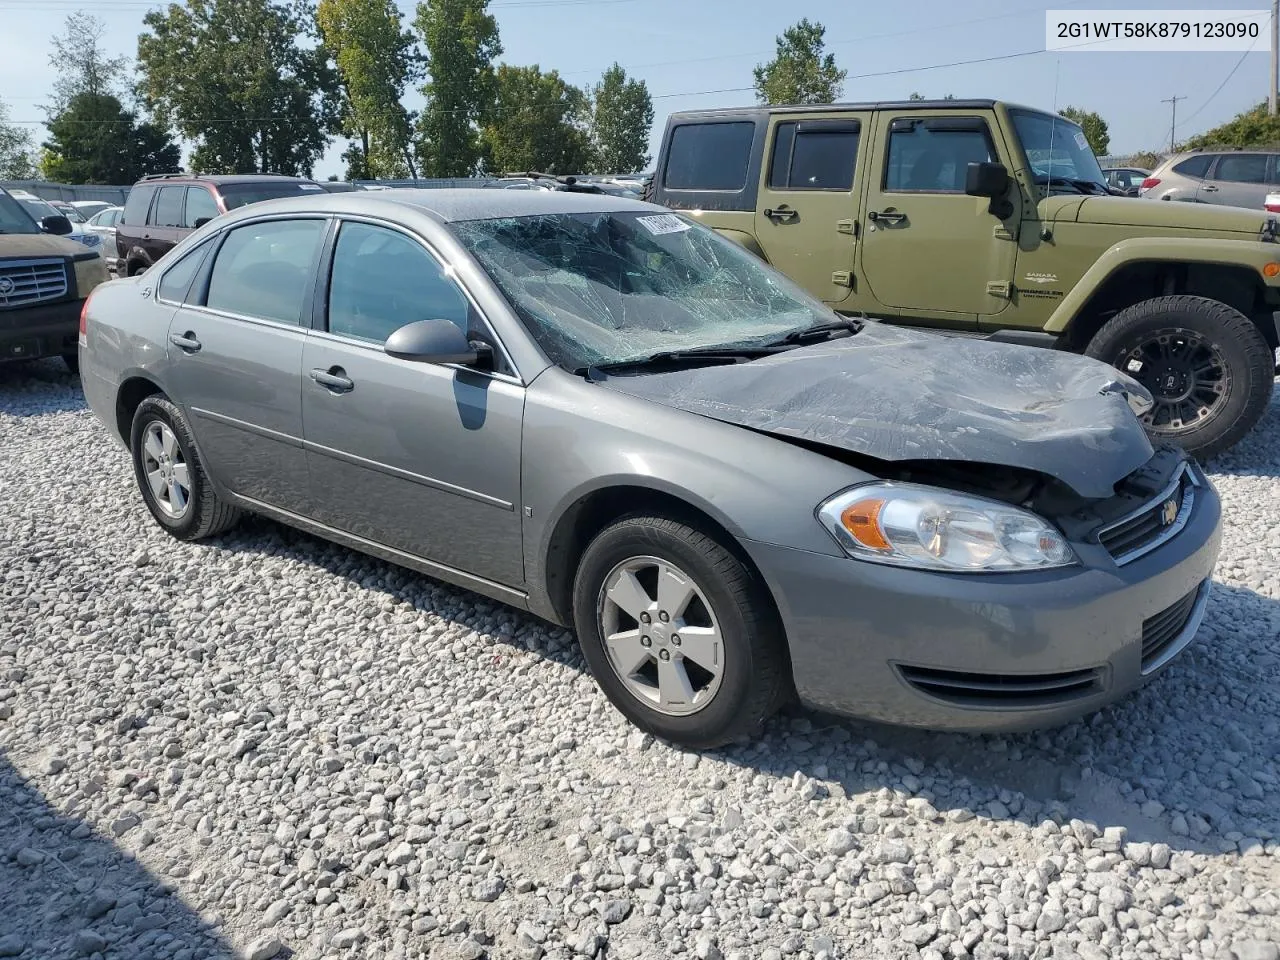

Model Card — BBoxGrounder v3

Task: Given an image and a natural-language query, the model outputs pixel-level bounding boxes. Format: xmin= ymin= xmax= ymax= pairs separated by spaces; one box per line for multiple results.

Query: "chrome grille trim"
xmin=1097 ymin=462 xmax=1198 ymax=566
xmin=0 ymin=258 xmax=69 ymax=309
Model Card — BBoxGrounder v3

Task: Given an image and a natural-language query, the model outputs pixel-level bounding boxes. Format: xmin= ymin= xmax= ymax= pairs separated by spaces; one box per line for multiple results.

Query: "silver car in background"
xmin=78 ymin=190 xmax=1222 ymax=748
xmin=1142 ymin=149 xmax=1280 ymax=207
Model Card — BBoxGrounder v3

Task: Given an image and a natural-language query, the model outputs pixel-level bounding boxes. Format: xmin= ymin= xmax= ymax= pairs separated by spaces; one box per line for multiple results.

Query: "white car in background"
xmin=84 ymin=205 xmax=124 ymax=272
xmin=70 ymin=200 xmax=114 ymax=220
xmin=8 ymin=190 xmax=104 ymax=254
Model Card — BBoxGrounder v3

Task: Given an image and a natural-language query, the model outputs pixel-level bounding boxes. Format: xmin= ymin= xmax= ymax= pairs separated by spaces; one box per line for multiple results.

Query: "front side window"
xmin=450 ymin=210 xmax=837 ymax=371
xmin=1213 ymin=153 xmax=1268 ymax=184
xmin=327 ymin=221 xmax=469 ymax=344
xmin=157 ymin=239 xmax=213 ymax=304
xmin=153 ymin=186 xmax=185 ymax=227
xmin=885 ymin=120 xmax=996 ymax=193
xmin=205 ymin=219 xmax=325 ymax=325
xmin=663 ymin=122 xmax=755 ymax=191
xmin=184 ymin=187 xmax=219 ymax=228
xmin=769 ymin=121 xmax=860 ymax=190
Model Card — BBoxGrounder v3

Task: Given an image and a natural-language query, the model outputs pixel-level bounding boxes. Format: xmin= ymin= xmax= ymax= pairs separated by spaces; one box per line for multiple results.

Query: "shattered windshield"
xmin=449 ymin=210 xmax=839 ymax=369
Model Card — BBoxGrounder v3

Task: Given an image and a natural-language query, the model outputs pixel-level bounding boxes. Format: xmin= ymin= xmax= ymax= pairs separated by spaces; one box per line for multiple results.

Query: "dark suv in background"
xmin=115 ymin=173 xmax=325 ymax=275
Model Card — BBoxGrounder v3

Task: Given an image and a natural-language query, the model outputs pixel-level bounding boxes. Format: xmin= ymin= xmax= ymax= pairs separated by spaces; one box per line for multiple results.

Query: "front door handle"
xmin=1200 ymin=184 xmax=1219 ymax=193
xmin=169 ymin=332 xmax=201 ymax=353
xmin=867 ymin=210 xmax=907 ymax=225
xmin=310 ymin=366 xmax=354 ymax=393
xmin=763 ymin=205 xmax=799 ymax=223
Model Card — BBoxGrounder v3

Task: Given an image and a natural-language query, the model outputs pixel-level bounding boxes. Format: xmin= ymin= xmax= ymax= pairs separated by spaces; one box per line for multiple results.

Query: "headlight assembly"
xmin=817 ymin=482 xmax=1078 ymax=572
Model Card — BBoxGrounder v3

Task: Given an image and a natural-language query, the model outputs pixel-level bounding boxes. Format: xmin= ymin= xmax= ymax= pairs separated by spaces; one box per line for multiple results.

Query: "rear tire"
xmin=129 ymin=395 xmax=242 ymax=541
xmin=1084 ymin=295 xmax=1274 ymax=460
xmin=571 ymin=514 xmax=791 ymax=749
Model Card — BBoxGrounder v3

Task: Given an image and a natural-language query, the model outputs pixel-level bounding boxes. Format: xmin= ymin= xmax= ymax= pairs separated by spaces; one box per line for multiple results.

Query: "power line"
xmin=1160 ymin=95 xmax=1186 ymax=152
xmin=1178 ymin=43 xmax=1259 ymax=129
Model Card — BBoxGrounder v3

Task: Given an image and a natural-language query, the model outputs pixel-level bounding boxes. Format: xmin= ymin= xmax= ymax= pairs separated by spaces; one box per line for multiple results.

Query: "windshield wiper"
xmin=763 ymin=316 xmax=864 ymax=348
xmin=575 ymin=345 xmax=780 ymax=379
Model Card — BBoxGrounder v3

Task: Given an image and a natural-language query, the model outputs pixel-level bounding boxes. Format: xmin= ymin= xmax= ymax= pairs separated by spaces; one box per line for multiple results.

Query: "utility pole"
xmin=1161 ymin=95 xmax=1185 ymax=153
xmin=1271 ymin=0 xmax=1278 ymax=115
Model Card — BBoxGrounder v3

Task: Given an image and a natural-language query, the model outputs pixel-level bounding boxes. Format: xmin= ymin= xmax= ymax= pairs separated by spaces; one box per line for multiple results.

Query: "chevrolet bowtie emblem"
xmin=1160 ymin=498 xmax=1179 ymax=526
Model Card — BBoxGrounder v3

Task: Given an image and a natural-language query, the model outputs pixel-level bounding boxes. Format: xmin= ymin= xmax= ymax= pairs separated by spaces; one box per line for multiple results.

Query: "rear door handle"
xmin=169 ymin=332 xmax=201 ymax=353
xmin=310 ymin=366 xmax=354 ymax=393
xmin=1200 ymin=185 xmax=1219 ymax=192
xmin=763 ymin=206 xmax=799 ymax=223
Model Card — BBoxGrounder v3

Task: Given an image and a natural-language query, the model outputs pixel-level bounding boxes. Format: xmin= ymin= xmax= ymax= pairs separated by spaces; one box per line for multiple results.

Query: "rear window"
xmin=1172 ymin=155 xmax=1212 ymax=179
xmin=121 ymin=184 xmax=157 ymax=226
xmin=217 ymin=181 xmax=326 ymax=210
xmin=663 ymin=122 xmax=755 ymax=191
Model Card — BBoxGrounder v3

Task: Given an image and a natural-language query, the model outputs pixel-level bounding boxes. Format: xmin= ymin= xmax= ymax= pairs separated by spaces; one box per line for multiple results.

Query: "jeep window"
xmin=153 ymin=186 xmax=185 ymax=228
xmin=121 ymin=184 xmax=157 ymax=226
xmin=0 ymin=192 xmax=40 ymax=234
xmin=884 ymin=120 xmax=995 ymax=193
xmin=1212 ymin=153 xmax=1268 ymax=184
xmin=450 ymin=210 xmax=839 ymax=371
xmin=663 ymin=122 xmax=755 ymax=191
xmin=769 ymin=120 xmax=859 ymax=191
xmin=1171 ymin=155 xmax=1212 ymax=179
xmin=218 ymin=181 xmax=326 ymax=210
xmin=1010 ymin=109 xmax=1108 ymax=192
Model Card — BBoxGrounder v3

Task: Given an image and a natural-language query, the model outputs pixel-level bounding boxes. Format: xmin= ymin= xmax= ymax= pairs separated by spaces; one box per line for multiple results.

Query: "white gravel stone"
xmin=0 ymin=359 xmax=1278 ymax=959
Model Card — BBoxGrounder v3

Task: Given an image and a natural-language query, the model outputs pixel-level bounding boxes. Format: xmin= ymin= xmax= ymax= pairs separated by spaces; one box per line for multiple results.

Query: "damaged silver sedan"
xmin=79 ymin=189 xmax=1223 ymax=748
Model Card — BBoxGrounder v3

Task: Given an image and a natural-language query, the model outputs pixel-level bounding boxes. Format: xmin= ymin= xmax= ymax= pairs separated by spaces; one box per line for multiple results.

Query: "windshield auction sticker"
xmin=636 ymin=214 xmax=692 ymax=236
xmin=1046 ymin=10 xmax=1266 ymax=51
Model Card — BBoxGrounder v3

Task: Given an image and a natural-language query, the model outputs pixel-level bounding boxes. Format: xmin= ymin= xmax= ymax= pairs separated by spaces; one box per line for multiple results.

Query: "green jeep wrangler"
xmin=645 ymin=98 xmax=1280 ymax=459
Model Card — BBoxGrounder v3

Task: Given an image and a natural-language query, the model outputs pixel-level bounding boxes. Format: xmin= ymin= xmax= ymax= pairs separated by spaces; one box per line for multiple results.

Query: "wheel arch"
xmin=114 ymin=374 xmax=166 ymax=445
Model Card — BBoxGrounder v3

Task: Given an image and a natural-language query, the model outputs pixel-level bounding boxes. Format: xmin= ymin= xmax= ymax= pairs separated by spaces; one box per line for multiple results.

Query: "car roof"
xmin=220 ymin=187 xmax=664 ymax=224
xmin=666 ymin=98 xmax=1060 ymax=120
xmin=134 ymin=173 xmax=320 ymax=186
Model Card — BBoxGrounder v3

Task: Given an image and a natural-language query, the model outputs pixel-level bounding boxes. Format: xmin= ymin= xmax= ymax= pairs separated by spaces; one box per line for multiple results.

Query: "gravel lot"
xmin=1 ymin=359 xmax=1278 ymax=960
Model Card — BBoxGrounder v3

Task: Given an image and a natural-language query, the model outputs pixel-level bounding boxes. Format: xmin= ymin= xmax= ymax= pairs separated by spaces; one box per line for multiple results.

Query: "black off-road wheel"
xmin=129 ymin=395 xmax=242 ymax=540
xmin=1085 ymin=295 xmax=1275 ymax=460
xmin=571 ymin=514 xmax=792 ymax=749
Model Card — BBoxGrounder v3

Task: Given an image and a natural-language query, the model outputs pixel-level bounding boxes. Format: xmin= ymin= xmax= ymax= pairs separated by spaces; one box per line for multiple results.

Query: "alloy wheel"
xmin=141 ymin=421 xmax=191 ymax=519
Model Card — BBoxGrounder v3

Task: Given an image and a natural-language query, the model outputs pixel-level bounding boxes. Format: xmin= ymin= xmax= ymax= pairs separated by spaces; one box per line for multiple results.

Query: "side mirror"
xmin=40 ymin=215 xmax=73 ymax=236
xmin=384 ymin=318 xmax=492 ymax=367
xmin=964 ymin=161 xmax=1009 ymax=199
xmin=194 ymin=217 xmax=212 ymax=228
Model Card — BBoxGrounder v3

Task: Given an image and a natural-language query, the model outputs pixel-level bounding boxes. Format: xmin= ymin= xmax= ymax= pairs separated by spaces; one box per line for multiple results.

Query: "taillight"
xmin=1140 ymin=178 xmax=1161 ymax=191
xmin=79 ymin=294 xmax=91 ymax=338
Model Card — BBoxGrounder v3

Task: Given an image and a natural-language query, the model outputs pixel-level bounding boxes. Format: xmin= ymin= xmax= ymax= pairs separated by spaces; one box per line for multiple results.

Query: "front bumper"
xmin=740 ymin=469 xmax=1223 ymax=732
xmin=0 ymin=298 xmax=81 ymax=362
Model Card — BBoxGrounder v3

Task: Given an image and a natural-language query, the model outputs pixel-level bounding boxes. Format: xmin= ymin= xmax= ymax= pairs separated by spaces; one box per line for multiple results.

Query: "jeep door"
xmin=752 ymin=114 xmax=868 ymax=306
xmin=858 ymin=111 xmax=1019 ymax=326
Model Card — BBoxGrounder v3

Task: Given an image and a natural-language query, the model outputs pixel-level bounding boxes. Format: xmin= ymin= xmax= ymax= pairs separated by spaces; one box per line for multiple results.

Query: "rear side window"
xmin=153 ymin=186 xmax=185 ymax=227
xmin=157 ymin=239 xmax=213 ymax=304
xmin=664 ymin=122 xmax=755 ymax=191
xmin=1213 ymin=153 xmax=1268 ymax=184
xmin=885 ymin=120 xmax=996 ymax=193
xmin=769 ymin=120 xmax=860 ymax=190
xmin=184 ymin=187 xmax=219 ymax=228
xmin=1172 ymin=155 xmax=1213 ymax=179
xmin=121 ymin=184 xmax=156 ymax=226
xmin=206 ymin=219 xmax=326 ymax=325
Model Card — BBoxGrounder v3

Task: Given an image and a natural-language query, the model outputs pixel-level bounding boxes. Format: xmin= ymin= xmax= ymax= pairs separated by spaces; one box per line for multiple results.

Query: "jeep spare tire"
xmin=1084 ymin=295 xmax=1274 ymax=461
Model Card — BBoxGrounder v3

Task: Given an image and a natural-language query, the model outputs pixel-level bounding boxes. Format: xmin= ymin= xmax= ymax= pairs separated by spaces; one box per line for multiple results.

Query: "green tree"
xmin=40 ymin=92 xmax=180 ymax=184
xmin=481 ymin=64 xmax=593 ymax=174
xmin=47 ymin=12 xmax=130 ymax=113
xmin=414 ymin=0 xmax=501 ymax=177
xmin=753 ymin=19 xmax=846 ymax=105
xmin=138 ymin=0 xmax=340 ymax=176
xmin=318 ymin=0 xmax=421 ymax=179
xmin=1059 ymin=106 xmax=1110 ymax=155
xmin=1182 ymin=101 xmax=1280 ymax=151
xmin=909 ymin=92 xmax=955 ymax=101
xmin=0 ymin=98 xmax=38 ymax=179
xmin=1130 ymin=150 xmax=1161 ymax=170
xmin=588 ymin=63 xmax=653 ymax=174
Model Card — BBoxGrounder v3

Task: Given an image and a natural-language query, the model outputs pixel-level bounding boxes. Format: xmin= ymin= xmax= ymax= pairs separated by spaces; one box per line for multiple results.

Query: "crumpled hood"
xmin=594 ymin=322 xmax=1156 ymax=499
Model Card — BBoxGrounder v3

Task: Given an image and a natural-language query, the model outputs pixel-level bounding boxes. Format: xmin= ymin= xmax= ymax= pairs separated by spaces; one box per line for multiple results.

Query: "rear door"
xmin=147 ymin=185 xmax=187 ymax=264
xmin=753 ymin=114 xmax=868 ymax=306
xmin=1197 ymin=153 xmax=1271 ymax=208
xmin=164 ymin=215 xmax=328 ymax=514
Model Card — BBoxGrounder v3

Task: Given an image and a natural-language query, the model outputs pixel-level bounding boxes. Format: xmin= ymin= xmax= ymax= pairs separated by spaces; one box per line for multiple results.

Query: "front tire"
xmin=1084 ymin=295 xmax=1275 ymax=460
xmin=129 ymin=395 xmax=242 ymax=540
xmin=571 ymin=514 xmax=791 ymax=749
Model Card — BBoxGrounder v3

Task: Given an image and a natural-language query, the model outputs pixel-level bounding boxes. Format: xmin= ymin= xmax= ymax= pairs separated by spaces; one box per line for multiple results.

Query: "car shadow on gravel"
xmin=0 ymin=754 xmax=236 ymax=959
xmin=211 ymin=514 xmax=1279 ymax=864
xmin=0 ymin=359 xmax=88 ymax=418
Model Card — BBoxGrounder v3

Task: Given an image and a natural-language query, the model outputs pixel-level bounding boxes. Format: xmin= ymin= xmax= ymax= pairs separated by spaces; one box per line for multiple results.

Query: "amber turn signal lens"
xmin=840 ymin=498 xmax=891 ymax=550
xmin=1264 ymin=262 xmax=1280 ymax=278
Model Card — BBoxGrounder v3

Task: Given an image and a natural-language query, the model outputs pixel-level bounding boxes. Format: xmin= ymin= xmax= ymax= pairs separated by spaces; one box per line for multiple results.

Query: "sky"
xmin=0 ymin=0 xmax=1273 ymax=179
